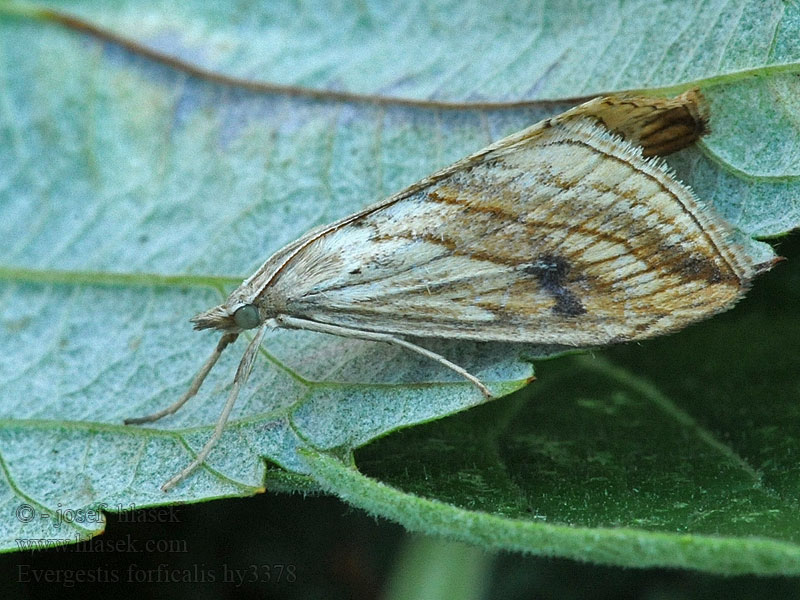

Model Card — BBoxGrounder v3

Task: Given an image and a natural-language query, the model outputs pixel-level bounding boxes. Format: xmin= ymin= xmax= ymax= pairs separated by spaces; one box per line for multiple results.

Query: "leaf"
xmin=339 ymin=239 xmax=800 ymax=574
xmin=0 ymin=0 xmax=798 ymax=574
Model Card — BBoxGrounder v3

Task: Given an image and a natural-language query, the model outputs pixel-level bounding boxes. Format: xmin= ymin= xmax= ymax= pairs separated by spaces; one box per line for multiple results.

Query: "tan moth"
xmin=127 ymin=90 xmax=774 ymax=491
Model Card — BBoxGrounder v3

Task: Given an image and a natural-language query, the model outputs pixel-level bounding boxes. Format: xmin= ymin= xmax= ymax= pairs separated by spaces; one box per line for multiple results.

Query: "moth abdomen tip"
xmin=757 ymin=255 xmax=786 ymax=275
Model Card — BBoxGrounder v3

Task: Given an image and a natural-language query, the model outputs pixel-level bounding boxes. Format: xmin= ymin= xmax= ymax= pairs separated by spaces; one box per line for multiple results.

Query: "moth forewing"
xmin=128 ymin=89 xmax=774 ymax=491
xmin=559 ymin=88 xmax=709 ymax=157
xmin=269 ymin=118 xmax=756 ymax=346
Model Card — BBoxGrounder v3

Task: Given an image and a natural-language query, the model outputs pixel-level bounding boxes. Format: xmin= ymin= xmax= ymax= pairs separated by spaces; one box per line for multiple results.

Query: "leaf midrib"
xmin=4 ymin=4 xmax=800 ymax=111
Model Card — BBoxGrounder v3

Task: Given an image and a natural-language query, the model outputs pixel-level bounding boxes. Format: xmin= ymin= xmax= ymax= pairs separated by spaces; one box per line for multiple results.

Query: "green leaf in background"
xmin=339 ymin=242 xmax=800 ymax=574
xmin=0 ymin=0 xmax=798 ymax=574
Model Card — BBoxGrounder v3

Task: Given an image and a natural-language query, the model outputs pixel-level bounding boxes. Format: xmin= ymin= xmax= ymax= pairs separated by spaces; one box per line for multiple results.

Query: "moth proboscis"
xmin=126 ymin=89 xmax=776 ymax=491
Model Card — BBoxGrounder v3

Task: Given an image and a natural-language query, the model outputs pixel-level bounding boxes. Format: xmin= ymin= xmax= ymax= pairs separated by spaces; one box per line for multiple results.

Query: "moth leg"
xmin=161 ymin=325 xmax=267 ymax=492
xmin=125 ymin=332 xmax=239 ymax=425
xmin=275 ymin=315 xmax=492 ymax=398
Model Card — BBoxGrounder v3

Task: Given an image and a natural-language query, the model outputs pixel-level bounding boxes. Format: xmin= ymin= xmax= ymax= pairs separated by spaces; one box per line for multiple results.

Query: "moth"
xmin=127 ymin=89 xmax=774 ymax=491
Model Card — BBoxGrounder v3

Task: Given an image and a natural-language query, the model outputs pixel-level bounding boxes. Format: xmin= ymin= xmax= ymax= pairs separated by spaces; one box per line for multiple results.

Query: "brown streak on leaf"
xmin=37 ymin=8 xmax=599 ymax=111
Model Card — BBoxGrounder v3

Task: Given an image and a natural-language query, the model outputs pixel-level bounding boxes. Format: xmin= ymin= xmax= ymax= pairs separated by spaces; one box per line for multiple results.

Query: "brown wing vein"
xmin=538 ymin=138 xmax=743 ymax=283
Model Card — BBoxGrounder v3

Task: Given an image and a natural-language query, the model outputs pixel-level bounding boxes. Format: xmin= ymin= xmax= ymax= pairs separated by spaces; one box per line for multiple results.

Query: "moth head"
xmin=190 ymin=302 xmax=262 ymax=332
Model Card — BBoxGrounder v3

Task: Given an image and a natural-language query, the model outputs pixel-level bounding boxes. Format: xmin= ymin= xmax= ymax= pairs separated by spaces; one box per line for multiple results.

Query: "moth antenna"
xmin=274 ymin=315 xmax=493 ymax=398
xmin=161 ymin=325 xmax=267 ymax=492
xmin=124 ymin=332 xmax=239 ymax=425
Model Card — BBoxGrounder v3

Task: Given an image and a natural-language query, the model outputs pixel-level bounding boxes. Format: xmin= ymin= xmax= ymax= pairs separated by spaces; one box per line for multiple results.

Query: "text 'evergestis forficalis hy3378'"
xmin=126 ymin=89 xmax=778 ymax=491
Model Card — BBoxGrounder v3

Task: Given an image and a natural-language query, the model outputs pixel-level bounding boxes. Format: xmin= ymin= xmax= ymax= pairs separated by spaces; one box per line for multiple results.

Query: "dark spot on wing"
xmin=523 ymin=254 xmax=587 ymax=317
xmin=656 ymin=243 xmax=731 ymax=285
xmin=677 ymin=254 xmax=723 ymax=284
xmin=552 ymin=293 xmax=586 ymax=317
